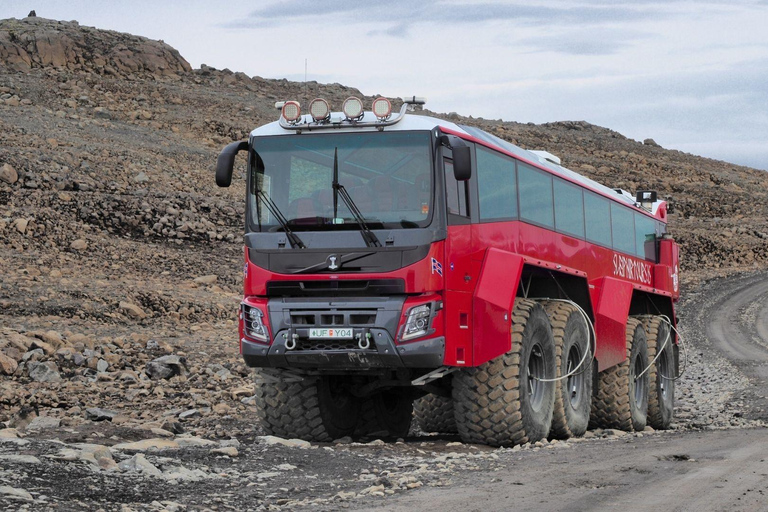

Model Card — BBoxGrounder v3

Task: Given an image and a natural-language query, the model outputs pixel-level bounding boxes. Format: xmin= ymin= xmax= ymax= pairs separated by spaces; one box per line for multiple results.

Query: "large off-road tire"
xmin=542 ymin=300 xmax=592 ymax=439
xmin=642 ymin=316 xmax=675 ymax=429
xmin=590 ymin=318 xmax=649 ymax=432
xmin=413 ymin=394 xmax=457 ymax=434
xmin=253 ymin=372 xmax=361 ymax=441
xmin=453 ymin=299 xmax=556 ymax=446
xmin=356 ymin=390 xmax=413 ymax=439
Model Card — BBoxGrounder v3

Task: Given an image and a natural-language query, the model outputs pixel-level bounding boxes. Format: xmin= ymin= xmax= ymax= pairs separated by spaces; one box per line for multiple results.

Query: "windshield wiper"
xmin=332 ymin=148 xmax=381 ymax=248
xmin=257 ymin=190 xmax=306 ymax=249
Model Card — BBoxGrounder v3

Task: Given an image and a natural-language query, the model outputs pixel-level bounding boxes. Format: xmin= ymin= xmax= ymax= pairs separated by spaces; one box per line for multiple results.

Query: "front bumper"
xmin=241 ymin=333 xmax=445 ymax=370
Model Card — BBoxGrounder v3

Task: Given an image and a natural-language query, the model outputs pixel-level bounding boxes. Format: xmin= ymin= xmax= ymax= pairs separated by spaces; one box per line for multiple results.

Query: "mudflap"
xmin=472 ymin=248 xmax=524 ymax=366
xmin=590 ymin=276 xmax=633 ymax=371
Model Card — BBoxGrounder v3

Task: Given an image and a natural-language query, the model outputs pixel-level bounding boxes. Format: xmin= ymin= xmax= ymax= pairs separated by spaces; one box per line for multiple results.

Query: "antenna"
xmin=304 ymin=58 xmax=308 ymax=107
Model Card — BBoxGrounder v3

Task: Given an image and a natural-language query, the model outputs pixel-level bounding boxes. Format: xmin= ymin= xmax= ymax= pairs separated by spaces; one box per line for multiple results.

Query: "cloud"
xmin=222 ymin=0 xmax=669 ymax=32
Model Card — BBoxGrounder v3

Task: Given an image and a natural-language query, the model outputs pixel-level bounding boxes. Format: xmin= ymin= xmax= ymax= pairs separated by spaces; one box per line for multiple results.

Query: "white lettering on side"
xmin=612 ymin=253 xmax=653 ymax=286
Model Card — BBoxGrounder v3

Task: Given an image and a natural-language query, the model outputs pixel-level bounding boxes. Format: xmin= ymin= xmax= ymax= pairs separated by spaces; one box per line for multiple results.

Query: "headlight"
xmin=242 ymin=303 xmax=268 ymax=342
xmin=401 ymin=304 xmax=432 ymax=341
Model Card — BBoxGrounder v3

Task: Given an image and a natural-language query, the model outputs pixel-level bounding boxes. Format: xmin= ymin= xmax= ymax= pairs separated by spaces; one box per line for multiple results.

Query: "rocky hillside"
xmin=0 ymin=15 xmax=767 ymax=441
xmin=0 ymin=17 xmax=190 ymax=76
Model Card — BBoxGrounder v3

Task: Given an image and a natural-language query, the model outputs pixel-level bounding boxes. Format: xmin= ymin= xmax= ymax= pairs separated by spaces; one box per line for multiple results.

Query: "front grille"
xmin=288 ymin=310 xmax=377 ymax=327
xmin=267 ymin=279 xmax=405 ymax=297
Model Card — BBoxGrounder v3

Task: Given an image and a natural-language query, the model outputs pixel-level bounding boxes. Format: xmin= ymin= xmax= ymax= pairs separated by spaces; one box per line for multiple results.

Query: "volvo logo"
xmin=327 ymin=255 xmax=339 ymax=271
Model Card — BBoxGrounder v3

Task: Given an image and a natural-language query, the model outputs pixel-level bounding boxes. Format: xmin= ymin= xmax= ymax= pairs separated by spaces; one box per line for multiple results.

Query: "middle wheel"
xmin=542 ymin=300 xmax=592 ymax=439
xmin=453 ymin=298 xmax=556 ymax=447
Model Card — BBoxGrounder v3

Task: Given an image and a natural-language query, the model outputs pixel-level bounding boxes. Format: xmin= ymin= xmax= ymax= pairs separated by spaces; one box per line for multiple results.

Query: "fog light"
xmin=342 ymin=96 xmax=364 ymax=120
xmin=281 ymin=101 xmax=301 ymax=123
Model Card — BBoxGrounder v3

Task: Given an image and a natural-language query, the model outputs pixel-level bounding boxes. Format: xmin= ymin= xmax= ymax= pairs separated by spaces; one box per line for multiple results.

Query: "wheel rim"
xmin=528 ymin=342 xmax=546 ymax=411
xmin=566 ymin=345 xmax=584 ymax=409
xmin=633 ymin=353 xmax=646 ymax=405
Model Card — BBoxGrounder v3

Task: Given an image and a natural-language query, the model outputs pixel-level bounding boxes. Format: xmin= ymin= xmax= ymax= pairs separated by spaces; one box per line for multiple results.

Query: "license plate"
xmin=309 ymin=328 xmax=353 ymax=339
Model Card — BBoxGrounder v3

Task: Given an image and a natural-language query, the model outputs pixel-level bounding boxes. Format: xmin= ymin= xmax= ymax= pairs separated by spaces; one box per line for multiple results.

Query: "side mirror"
xmin=453 ymin=145 xmax=471 ymax=181
xmin=215 ymin=141 xmax=248 ymax=187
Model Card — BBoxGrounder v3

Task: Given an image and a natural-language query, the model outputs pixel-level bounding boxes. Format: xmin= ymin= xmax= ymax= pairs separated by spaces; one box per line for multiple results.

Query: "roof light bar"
xmin=309 ymin=98 xmax=330 ymax=122
xmin=372 ymin=97 xmax=392 ymax=120
xmin=281 ymin=101 xmax=301 ymax=123
xmin=342 ymin=96 xmax=364 ymax=120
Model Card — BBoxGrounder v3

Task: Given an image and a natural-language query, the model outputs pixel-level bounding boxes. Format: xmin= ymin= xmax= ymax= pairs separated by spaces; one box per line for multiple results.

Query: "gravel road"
xmin=1 ymin=272 xmax=767 ymax=511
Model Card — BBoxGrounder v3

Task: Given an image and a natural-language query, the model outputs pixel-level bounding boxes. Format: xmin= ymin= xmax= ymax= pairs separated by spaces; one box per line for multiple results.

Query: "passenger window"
xmin=476 ymin=146 xmax=517 ymax=221
xmin=584 ymin=192 xmax=611 ymax=247
xmin=611 ymin=203 xmax=635 ymax=255
xmin=635 ymin=213 xmax=657 ymax=261
xmin=518 ymin=163 xmax=554 ymax=228
xmin=553 ymin=178 xmax=584 ymax=238
xmin=444 ymin=159 xmax=468 ymax=217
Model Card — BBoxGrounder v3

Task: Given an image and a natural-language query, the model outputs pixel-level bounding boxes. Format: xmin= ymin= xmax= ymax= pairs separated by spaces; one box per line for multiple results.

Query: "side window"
xmin=476 ymin=146 xmax=517 ymax=221
xmin=635 ymin=213 xmax=657 ymax=261
xmin=553 ymin=178 xmax=584 ymax=238
xmin=584 ymin=192 xmax=611 ymax=247
xmin=518 ymin=163 xmax=554 ymax=228
xmin=611 ymin=203 xmax=636 ymax=255
xmin=444 ymin=159 xmax=468 ymax=217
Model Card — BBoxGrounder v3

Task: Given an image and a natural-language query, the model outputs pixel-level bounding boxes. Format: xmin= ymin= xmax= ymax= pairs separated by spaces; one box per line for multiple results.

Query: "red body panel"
xmin=243 ymin=241 xmax=446 ymax=297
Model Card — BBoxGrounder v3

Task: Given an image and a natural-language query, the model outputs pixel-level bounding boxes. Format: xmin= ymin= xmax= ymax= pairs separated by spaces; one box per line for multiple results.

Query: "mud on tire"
xmin=590 ymin=318 xmax=649 ymax=432
xmin=453 ymin=298 xmax=556 ymax=447
xmin=413 ymin=393 xmax=457 ymax=434
xmin=642 ymin=316 xmax=675 ymax=429
xmin=253 ymin=372 xmax=360 ymax=442
xmin=542 ymin=301 xmax=592 ymax=439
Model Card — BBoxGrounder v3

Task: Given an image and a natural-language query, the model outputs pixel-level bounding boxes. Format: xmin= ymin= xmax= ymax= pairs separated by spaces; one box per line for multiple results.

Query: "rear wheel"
xmin=413 ymin=393 xmax=457 ymax=434
xmin=254 ymin=372 xmax=361 ymax=441
xmin=590 ymin=318 xmax=649 ymax=432
xmin=357 ymin=389 xmax=413 ymax=439
xmin=453 ymin=299 xmax=556 ymax=446
xmin=642 ymin=316 xmax=675 ymax=429
xmin=542 ymin=301 xmax=592 ymax=439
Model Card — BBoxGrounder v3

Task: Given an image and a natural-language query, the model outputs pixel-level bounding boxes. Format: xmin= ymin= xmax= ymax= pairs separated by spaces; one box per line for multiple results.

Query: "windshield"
xmin=249 ymin=131 xmax=433 ymax=231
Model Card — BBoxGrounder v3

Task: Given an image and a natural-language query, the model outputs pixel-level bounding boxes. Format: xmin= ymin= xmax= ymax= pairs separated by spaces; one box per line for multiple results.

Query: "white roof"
xmin=251 ymin=111 xmax=658 ymax=218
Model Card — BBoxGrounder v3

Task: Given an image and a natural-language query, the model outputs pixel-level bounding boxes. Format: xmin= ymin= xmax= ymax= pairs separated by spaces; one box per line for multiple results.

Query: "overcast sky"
xmin=2 ymin=0 xmax=767 ymax=170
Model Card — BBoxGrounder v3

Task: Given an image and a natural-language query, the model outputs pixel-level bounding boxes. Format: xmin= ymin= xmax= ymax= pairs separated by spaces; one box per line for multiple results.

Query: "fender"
xmin=591 ymin=276 xmax=634 ymax=371
xmin=472 ymin=248 xmax=524 ymax=365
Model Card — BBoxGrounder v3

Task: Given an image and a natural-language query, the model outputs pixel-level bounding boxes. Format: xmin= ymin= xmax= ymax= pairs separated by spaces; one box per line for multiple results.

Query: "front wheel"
xmin=254 ymin=372 xmax=361 ymax=441
xmin=453 ymin=299 xmax=556 ymax=446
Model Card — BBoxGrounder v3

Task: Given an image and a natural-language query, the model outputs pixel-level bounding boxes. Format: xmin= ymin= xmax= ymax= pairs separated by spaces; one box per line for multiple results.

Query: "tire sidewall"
xmin=655 ymin=322 xmax=675 ymax=427
xmin=560 ymin=312 xmax=592 ymax=435
xmin=519 ymin=305 xmax=556 ymax=441
xmin=629 ymin=324 xmax=649 ymax=431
